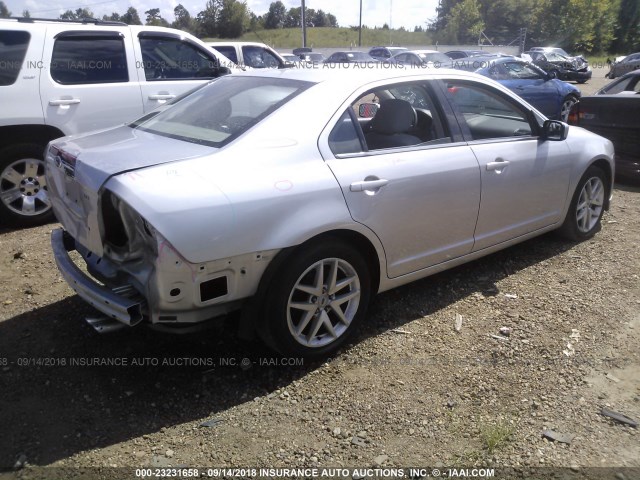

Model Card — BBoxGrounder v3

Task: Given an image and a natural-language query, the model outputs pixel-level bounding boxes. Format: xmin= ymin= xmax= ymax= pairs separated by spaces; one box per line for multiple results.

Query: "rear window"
xmin=212 ymin=46 xmax=238 ymax=64
xmin=51 ymin=34 xmax=128 ymax=84
xmin=0 ymin=30 xmax=30 ymax=86
xmin=133 ymin=76 xmax=312 ymax=148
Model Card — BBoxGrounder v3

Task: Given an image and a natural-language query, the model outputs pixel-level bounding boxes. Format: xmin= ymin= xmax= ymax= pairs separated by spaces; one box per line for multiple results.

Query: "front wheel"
xmin=0 ymin=144 xmax=55 ymax=227
xmin=558 ymin=165 xmax=608 ymax=241
xmin=260 ymin=241 xmax=371 ymax=358
xmin=549 ymin=69 xmax=560 ymax=79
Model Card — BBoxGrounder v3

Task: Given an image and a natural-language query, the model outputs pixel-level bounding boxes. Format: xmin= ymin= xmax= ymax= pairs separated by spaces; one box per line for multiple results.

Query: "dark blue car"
xmin=453 ymin=56 xmax=581 ymax=121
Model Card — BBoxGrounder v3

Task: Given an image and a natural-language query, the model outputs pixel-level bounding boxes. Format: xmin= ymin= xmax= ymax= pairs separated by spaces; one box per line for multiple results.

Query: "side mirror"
xmin=542 ymin=119 xmax=568 ymax=141
xmin=358 ymin=103 xmax=379 ymax=118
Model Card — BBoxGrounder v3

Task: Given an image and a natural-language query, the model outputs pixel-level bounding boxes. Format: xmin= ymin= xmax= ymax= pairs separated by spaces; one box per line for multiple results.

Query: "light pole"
xmin=301 ymin=0 xmax=307 ymax=47
xmin=358 ymin=0 xmax=362 ymax=47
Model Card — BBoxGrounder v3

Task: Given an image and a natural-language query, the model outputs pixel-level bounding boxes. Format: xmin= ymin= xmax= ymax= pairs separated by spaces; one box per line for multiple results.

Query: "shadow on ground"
xmin=0 ymin=230 xmax=578 ymax=469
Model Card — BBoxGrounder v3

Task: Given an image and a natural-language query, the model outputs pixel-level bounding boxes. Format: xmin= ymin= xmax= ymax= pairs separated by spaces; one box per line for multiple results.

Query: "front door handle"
xmin=148 ymin=94 xmax=176 ymax=100
xmin=486 ymin=160 xmax=510 ymax=172
xmin=350 ymin=178 xmax=389 ymax=192
xmin=49 ymin=98 xmax=81 ymax=106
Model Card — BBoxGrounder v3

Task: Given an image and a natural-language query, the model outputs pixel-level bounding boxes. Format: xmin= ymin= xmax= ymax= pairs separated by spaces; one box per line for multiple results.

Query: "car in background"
xmin=324 ymin=51 xmax=377 ymax=64
xmin=208 ymin=41 xmax=292 ymax=69
xmin=445 ymin=50 xmax=495 ymax=59
xmin=606 ymin=52 xmax=640 ymax=79
xmin=0 ymin=17 xmax=234 ymax=227
xmin=525 ymin=50 xmax=592 ymax=83
xmin=596 ymin=69 xmax=640 ymax=95
xmin=388 ymin=50 xmax=453 ymax=67
xmin=280 ymin=53 xmax=302 ymax=64
xmin=47 ymin=67 xmax=613 ymax=357
xmin=300 ymin=52 xmax=326 ymax=63
xmin=368 ymin=46 xmax=407 ymax=61
xmin=453 ymin=56 xmax=581 ymax=121
xmin=569 ymin=71 xmax=640 ymax=183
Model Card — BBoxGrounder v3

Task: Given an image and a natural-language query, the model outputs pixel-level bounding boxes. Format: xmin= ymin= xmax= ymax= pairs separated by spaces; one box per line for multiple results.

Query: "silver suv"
xmin=0 ymin=17 xmax=234 ymax=226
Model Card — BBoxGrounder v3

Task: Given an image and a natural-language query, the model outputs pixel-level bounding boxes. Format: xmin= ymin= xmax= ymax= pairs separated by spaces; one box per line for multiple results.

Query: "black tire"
xmin=259 ymin=240 xmax=372 ymax=359
xmin=558 ymin=165 xmax=608 ymax=241
xmin=559 ymin=95 xmax=578 ymax=122
xmin=0 ymin=144 xmax=55 ymax=227
xmin=577 ymin=79 xmax=587 ymax=84
xmin=549 ymin=69 xmax=560 ymax=79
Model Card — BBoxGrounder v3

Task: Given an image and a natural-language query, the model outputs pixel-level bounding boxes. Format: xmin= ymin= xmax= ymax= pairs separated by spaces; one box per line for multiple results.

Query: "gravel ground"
xmin=1 ymin=66 xmax=639 ymax=479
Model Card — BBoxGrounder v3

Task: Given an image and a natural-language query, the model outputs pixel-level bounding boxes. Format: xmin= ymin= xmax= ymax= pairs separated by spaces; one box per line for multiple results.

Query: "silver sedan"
xmin=46 ymin=67 xmax=615 ymax=358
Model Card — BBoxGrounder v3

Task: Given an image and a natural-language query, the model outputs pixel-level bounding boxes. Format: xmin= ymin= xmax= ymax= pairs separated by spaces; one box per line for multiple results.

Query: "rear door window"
xmin=0 ymin=30 xmax=31 ymax=86
xmin=51 ymin=33 xmax=128 ymax=84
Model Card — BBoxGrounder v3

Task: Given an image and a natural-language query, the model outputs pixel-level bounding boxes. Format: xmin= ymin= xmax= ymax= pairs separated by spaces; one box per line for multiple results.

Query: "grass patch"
xmin=205 ymin=27 xmax=433 ymax=49
xmin=480 ymin=421 xmax=515 ymax=454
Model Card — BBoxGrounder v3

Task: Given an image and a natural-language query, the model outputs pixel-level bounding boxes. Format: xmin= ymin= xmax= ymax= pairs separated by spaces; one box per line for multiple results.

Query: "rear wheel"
xmin=549 ymin=69 xmax=560 ymax=79
xmin=260 ymin=241 xmax=371 ymax=358
xmin=558 ymin=165 xmax=608 ymax=241
xmin=0 ymin=144 xmax=54 ymax=227
xmin=559 ymin=95 xmax=578 ymax=122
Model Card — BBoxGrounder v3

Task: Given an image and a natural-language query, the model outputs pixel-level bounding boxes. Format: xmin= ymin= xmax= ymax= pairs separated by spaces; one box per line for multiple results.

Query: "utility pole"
xmin=301 ymin=0 xmax=307 ymax=47
xmin=358 ymin=0 xmax=362 ymax=47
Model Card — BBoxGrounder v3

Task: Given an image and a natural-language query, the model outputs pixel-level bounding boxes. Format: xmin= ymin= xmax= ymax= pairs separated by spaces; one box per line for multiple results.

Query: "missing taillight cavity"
xmin=200 ymin=276 xmax=228 ymax=302
xmin=101 ymin=190 xmax=128 ymax=248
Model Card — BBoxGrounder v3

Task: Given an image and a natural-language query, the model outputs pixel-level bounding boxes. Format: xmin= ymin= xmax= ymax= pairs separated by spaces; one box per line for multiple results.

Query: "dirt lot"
xmin=1 ymin=66 xmax=639 ymax=479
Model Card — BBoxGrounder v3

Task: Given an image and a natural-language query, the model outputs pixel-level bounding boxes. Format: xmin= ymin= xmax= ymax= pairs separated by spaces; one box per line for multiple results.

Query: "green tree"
xmin=197 ymin=0 xmax=222 ymax=37
xmin=121 ymin=7 xmax=142 ymax=25
xmin=312 ymin=9 xmax=328 ymax=27
xmin=612 ymin=0 xmax=640 ymax=52
xmin=145 ymin=8 xmax=170 ymax=27
xmin=172 ymin=4 xmax=195 ymax=33
xmin=22 ymin=9 xmax=31 ymax=18
xmin=264 ymin=1 xmax=287 ymax=29
xmin=0 ymin=1 xmax=11 ymax=18
xmin=326 ymin=13 xmax=338 ymax=27
xmin=217 ymin=0 xmax=249 ymax=38
xmin=102 ymin=12 xmax=121 ymax=21
xmin=60 ymin=8 xmax=94 ymax=20
xmin=443 ymin=0 xmax=484 ymax=43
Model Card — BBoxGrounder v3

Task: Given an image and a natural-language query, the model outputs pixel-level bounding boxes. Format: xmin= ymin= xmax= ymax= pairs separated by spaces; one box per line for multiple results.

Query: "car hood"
xmin=51 ymin=125 xmax=214 ymax=193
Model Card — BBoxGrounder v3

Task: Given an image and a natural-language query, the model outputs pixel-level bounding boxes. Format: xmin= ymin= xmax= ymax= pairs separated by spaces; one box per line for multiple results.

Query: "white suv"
xmin=207 ymin=41 xmax=292 ymax=69
xmin=0 ymin=18 xmax=235 ymax=226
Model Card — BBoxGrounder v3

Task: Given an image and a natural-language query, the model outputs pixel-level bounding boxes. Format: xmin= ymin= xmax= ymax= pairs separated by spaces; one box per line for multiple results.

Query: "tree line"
xmin=0 ymin=0 xmax=339 ymax=39
xmin=430 ymin=0 xmax=639 ymax=53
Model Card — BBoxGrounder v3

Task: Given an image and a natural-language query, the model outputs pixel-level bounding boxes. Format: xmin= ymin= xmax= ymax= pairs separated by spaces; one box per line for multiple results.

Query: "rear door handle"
xmin=350 ymin=178 xmax=389 ymax=192
xmin=148 ymin=94 xmax=176 ymax=100
xmin=486 ymin=160 xmax=510 ymax=172
xmin=49 ymin=98 xmax=81 ymax=106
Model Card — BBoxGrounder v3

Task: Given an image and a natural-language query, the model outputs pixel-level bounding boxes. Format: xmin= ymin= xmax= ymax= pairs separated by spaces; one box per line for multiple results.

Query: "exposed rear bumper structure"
xmin=51 ymin=228 xmax=145 ymax=327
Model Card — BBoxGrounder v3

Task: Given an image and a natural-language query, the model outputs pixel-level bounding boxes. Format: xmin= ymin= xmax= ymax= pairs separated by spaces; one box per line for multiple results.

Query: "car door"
xmin=135 ymin=32 xmax=225 ymax=113
xmin=39 ymin=27 xmax=144 ymax=135
xmin=497 ymin=61 xmax=559 ymax=118
xmin=320 ymin=81 xmax=481 ymax=278
xmin=439 ymin=79 xmax=573 ymax=251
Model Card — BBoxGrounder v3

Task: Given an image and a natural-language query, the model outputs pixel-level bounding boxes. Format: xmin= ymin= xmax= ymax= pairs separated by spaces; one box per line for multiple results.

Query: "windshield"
xmin=133 ymin=76 xmax=312 ymax=147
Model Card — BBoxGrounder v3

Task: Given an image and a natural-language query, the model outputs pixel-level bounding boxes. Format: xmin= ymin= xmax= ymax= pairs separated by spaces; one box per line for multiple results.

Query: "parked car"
xmin=454 ymin=56 xmax=581 ymax=121
xmin=280 ymin=53 xmax=302 ymax=64
xmin=207 ymin=41 xmax=292 ymax=69
xmin=525 ymin=50 xmax=592 ymax=83
xmin=0 ymin=17 xmax=234 ymax=227
xmin=445 ymin=50 xmax=495 ymax=59
xmin=569 ymin=72 xmax=640 ymax=183
xmin=299 ymin=52 xmax=326 ymax=64
xmin=368 ymin=46 xmax=407 ymax=61
xmin=324 ymin=51 xmax=377 ymax=64
xmin=388 ymin=50 xmax=453 ymax=67
xmin=596 ymin=68 xmax=640 ymax=95
xmin=606 ymin=52 xmax=640 ymax=79
xmin=47 ymin=67 xmax=614 ymax=357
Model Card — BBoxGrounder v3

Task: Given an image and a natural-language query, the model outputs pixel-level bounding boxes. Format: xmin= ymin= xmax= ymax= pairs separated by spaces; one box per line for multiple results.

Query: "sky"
xmin=3 ymin=0 xmax=439 ymax=30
